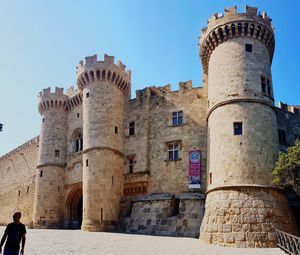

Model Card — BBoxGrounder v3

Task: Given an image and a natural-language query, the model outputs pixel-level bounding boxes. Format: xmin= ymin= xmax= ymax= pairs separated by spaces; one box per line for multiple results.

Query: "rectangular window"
xmin=115 ymin=126 xmax=118 ymax=134
xmin=129 ymin=159 xmax=134 ymax=173
xmin=209 ymin=172 xmax=212 ymax=185
xmin=278 ymin=129 xmax=287 ymax=145
xmin=233 ymin=122 xmax=243 ymax=135
xmin=267 ymin=79 xmax=271 ymax=95
xmin=168 ymin=143 xmax=179 ymax=160
xmin=86 ymin=92 xmax=90 ymax=98
xmin=27 ymin=186 xmax=29 ymax=194
xmin=245 ymin=43 xmax=252 ymax=52
xmin=261 ymin=75 xmax=272 ymax=96
xmin=172 ymin=111 xmax=183 ymax=126
xmin=40 ymin=170 xmax=43 ymax=177
xmin=129 ymin=122 xmax=135 ymax=136
xmin=261 ymin=76 xmax=266 ymax=93
xmin=77 ymin=113 xmax=80 ymax=118
xmin=86 ymin=159 xmax=89 ymax=167
xmin=55 ymin=150 xmax=60 ymax=157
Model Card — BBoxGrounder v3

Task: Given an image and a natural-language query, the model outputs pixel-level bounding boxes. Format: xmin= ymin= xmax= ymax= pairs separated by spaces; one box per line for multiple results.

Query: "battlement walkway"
xmin=0 ymin=227 xmax=284 ymax=255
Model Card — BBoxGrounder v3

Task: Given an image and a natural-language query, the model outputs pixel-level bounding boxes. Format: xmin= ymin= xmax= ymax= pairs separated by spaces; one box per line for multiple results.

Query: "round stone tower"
xmin=77 ymin=54 xmax=131 ymax=231
xmin=199 ymin=6 xmax=298 ymax=247
xmin=33 ymin=87 xmax=68 ymax=228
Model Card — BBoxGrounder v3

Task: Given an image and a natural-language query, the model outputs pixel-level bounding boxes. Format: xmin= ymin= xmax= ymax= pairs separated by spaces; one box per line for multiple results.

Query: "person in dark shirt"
xmin=0 ymin=212 xmax=26 ymax=255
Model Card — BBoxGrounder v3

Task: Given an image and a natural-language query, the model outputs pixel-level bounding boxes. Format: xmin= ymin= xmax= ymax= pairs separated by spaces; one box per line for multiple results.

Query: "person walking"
xmin=0 ymin=212 xmax=26 ymax=255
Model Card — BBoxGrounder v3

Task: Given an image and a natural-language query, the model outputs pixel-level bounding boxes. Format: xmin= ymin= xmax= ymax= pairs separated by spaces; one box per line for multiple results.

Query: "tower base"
xmin=200 ymin=186 xmax=298 ymax=248
xmin=81 ymin=219 xmax=103 ymax=232
xmin=81 ymin=219 xmax=117 ymax=232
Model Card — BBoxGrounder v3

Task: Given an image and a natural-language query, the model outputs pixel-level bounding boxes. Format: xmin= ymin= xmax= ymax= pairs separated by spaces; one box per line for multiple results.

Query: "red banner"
xmin=188 ymin=148 xmax=201 ymax=189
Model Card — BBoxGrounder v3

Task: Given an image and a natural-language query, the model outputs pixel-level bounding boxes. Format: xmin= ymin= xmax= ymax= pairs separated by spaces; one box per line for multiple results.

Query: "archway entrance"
xmin=65 ymin=184 xmax=83 ymax=229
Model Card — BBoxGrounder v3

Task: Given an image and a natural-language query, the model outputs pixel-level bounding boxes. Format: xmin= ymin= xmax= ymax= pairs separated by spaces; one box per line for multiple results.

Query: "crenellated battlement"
xmin=133 ymin=80 xmax=203 ymax=100
xmin=200 ymin=5 xmax=275 ymax=73
xmin=76 ymin=54 xmax=131 ymax=94
xmin=205 ymin=6 xmax=272 ymax=30
xmin=38 ymin=87 xmax=69 ymax=114
xmin=66 ymin=93 xmax=83 ymax=111
xmin=278 ymin=101 xmax=300 ymax=115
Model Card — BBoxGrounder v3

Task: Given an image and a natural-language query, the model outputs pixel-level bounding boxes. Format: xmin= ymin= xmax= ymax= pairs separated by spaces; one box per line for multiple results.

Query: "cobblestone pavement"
xmin=0 ymin=227 xmax=284 ymax=255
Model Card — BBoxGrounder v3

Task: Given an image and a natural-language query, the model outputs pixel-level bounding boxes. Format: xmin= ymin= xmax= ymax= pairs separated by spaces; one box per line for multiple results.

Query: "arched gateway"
xmin=65 ymin=183 xmax=83 ymax=229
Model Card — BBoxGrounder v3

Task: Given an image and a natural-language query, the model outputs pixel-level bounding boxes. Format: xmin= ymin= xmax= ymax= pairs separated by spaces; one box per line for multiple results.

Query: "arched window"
xmin=74 ymin=133 xmax=83 ymax=152
xmin=72 ymin=130 xmax=83 ymax=153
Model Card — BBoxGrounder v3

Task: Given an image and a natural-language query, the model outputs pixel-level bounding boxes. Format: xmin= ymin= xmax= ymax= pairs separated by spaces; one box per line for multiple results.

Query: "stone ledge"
xmin=178 ymin=192 xmax=205 ymax=200
xmin=207 ymin=98 xmax=276 ymax=120
xmin=133 ymin=192 xmax=174 ymax=202
xmin=206 ymin=184 xmax=283 ymax=194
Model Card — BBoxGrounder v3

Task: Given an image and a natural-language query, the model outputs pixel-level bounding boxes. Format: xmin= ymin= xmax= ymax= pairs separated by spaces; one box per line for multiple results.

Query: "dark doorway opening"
xmin=65 ymin=185 xmax=83 ymax=229
xmin=77 ymin=196 xmax=83 ymax=229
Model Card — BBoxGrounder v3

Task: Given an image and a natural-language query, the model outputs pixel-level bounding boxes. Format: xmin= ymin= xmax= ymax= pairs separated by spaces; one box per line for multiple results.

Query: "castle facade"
xmin=0 ymin=6 xmax=300 ymax=248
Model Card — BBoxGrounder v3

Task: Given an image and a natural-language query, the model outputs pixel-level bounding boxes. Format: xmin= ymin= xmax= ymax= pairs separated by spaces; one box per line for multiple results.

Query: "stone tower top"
xmin=38 ymin=87 xmax=68 ymax=114
xmin=199 ymin=5 xmax=275 ymax=73
xmin=76 ymin=54 xmax=131 ymax=94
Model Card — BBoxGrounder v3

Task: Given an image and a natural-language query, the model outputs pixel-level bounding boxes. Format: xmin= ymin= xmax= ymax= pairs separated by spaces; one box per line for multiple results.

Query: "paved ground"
xmin=0 ymin=227 xmax=284 ymax=255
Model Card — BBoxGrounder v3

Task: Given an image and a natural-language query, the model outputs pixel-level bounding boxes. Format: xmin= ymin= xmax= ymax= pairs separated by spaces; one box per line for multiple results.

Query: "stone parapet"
xmin=0 ymin=136 xmax=39 ymax=160
xmin=200 ymin=6 xmax=275 ymax=73
xmin=38 ymin=87 xmax=68 ymax=114
xmin=76 ymin=54 xmax=131 ymax=94
xmin=65 ymin=93 xmax=83 ymax=111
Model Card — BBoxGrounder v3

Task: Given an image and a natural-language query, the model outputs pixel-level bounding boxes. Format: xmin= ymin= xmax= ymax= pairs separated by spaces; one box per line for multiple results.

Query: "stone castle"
xmin=0 ymin=6 xmax=300 ymax=248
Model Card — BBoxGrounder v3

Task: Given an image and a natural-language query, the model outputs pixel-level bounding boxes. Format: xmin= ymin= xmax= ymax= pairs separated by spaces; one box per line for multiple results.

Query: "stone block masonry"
xmin=122 ymin=193 xmax=205 ymax=237
xmin=0 ymin=5 xmax=299 ymax=249
xmin=200 ymin=187 xmax=296 ymax=247
xmin=199 ymin=5 xmax=299 ymax=247
xmin=0 ymin=137 xmax=39 ymax=226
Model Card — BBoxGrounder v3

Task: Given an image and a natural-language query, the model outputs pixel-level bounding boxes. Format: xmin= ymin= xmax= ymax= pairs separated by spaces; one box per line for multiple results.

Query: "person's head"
xmin=13 ymin=212 xmax=21 ymax=223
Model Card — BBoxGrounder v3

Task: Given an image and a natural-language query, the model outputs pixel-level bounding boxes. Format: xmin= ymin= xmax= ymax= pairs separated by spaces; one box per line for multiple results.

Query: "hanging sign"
xmin=188 ymin=147 xmax=201 ymax=189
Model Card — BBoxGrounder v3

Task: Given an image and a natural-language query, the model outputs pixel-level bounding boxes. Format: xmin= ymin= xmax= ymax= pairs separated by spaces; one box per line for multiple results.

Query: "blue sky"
xmin=0 ymin=0 xmax=299 ymax=156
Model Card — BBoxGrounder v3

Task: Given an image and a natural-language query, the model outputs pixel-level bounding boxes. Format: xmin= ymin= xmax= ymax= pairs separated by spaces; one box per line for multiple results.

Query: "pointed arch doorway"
xmin=65 ymin=183 xmax=83 ymax=229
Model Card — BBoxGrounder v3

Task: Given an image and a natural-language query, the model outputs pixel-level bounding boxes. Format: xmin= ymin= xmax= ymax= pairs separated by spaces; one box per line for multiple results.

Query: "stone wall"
xmin=0 ymin=137 xmax=39 ymax=226
xmin=276 ymin=103 xmax=300 ymax=150
xmin=122 ymin=193 xmax=205 ymax=237
xmin=208 ymin=103 xmax=278 ymax=188
xmin=124 ymin=82 xmax=208 ymax=196
xmin=200 ymin=187 xmax=298 ymax=248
